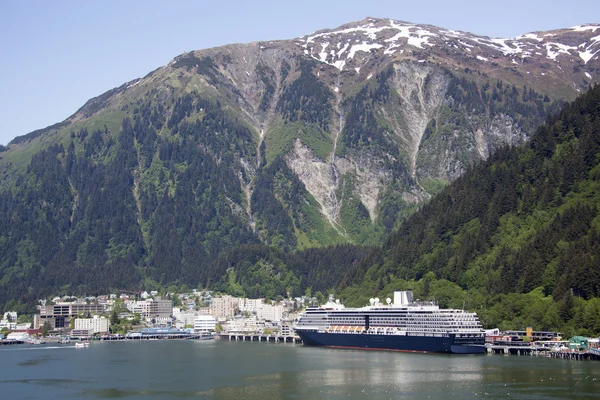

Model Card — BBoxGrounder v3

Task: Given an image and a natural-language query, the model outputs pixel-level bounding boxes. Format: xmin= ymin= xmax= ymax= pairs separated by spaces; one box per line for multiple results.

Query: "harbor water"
xmin=1 ymin=339 xmax=598 ymax=399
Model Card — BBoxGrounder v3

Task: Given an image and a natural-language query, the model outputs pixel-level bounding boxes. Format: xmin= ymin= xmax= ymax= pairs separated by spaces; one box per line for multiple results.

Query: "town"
xmin=0 ymin=290 xmax=306 ymax=342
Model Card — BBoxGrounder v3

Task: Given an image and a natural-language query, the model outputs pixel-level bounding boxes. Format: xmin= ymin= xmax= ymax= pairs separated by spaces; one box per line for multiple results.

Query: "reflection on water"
xmin=17 ymin=354 xmax=53 ymax=367
xmin=1 ymin=378 xmax=88 ymax=388
xmin=1 ymin=341 xmax=599 ymax=399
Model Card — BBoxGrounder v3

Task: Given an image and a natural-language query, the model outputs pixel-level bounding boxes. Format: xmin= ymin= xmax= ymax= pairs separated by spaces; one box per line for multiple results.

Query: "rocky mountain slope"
xmin=0 ymin=18 xmax=599 ymax=304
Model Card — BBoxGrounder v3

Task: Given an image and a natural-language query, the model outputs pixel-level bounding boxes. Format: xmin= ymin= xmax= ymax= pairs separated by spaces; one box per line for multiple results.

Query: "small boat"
xmin=75 ymin=342 xmax=89 ymax=348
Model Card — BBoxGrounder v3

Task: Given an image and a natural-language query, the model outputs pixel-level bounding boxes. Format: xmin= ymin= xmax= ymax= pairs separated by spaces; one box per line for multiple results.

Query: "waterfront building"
xmin=6 ymin=332 xmax=29 ymax=341
xmin=143 ymin=296 xmax=173 ymax=319
xmin=124 ymin=297 xmax=173 ymax=321
xmin=35 ymin=302 xmax=106 ymax=330
xmin=280 ymin=321 xmax=293 ymax=337
xmin=569 ymin=336 xmax=589 ymax=351
xmin=501 ymin=330 xmax=563 ymax=342
xmin=226 ymin=316 xmax=259 ymax=333
xmin=126 ymin=327 xmax=192 ymax=339
xmin=73 ymin=315 xmax=109 ymax=336
xmin=194 ymin=315 xmax=216 ymax=332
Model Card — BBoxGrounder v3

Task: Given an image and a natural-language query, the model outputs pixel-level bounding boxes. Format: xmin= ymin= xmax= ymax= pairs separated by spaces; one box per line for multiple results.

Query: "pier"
xmin=0 ymin=340 xmax=24 ymax=346
xmin=547 ymin=348 xmax=600 ymax=361
xmin=224 ymin=333 xmax=302 ymax=344
xmin=487 ymin=343 xmax=541 ymax=356
xmin=487 ymin=343 xmax=600 ymax=361
xmin=108 ymin=333 xmax=212 ymax=341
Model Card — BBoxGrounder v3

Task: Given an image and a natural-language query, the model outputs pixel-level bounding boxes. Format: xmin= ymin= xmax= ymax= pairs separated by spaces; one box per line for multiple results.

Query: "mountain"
xmin=0 ymin=18 xmax=599 ymax=308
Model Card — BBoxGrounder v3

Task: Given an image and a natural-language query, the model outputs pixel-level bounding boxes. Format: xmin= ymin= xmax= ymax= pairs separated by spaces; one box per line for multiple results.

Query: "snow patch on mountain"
xmin=571 ymin=25 xmax=600 ymax=32
xmin=297 ymin=18 xmax=600 ymax=72
xmin=347 ymin=42 xmax=383 ymax=59
xmin=300 ymin=19 xmax=439 ymax=70
xmin=580 ymin=48 xmax=599 ymax=64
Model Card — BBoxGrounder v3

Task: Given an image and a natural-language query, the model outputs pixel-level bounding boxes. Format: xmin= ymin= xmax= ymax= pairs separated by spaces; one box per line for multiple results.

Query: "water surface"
xmin=1 ymin=340 xmax=598 ymax=399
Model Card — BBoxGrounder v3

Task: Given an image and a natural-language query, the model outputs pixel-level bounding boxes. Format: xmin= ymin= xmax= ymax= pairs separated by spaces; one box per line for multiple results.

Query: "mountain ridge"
xmin=6 ymin=18 xmax=600 ymax=149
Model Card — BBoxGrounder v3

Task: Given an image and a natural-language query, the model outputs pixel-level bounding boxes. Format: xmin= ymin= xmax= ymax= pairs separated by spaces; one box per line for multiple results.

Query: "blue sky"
xmin=1 ymin=0 xmax=598 ymax=145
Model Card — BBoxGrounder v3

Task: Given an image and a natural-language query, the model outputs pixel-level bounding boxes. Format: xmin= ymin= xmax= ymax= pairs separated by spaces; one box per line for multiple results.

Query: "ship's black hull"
xmin=297 ymin=330 xmax=486 ymax=354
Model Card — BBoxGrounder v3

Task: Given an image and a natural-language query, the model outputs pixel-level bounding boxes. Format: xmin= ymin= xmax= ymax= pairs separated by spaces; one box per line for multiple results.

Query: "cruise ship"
xmin=294 ymin=290 xmax=486 ymax=354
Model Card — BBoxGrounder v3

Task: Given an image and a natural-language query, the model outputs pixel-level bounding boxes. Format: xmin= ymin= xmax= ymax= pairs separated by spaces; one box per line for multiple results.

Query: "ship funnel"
xmin=393 ymin=290 xmax=414 ymax=306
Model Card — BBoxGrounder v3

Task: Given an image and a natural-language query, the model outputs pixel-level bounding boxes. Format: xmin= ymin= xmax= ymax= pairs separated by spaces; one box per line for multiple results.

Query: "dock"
xmin=487 ymin=343 xmax=542 ymax=355
xmin=547 ymin=348 xmax=600 ymax=361
xmin=487 ymin=343 xmax=600 ymax=361
xmin=224 ymin=333 xmax=302 ymax=344
xmin=0 ymin=340 xmax=24 ymax=346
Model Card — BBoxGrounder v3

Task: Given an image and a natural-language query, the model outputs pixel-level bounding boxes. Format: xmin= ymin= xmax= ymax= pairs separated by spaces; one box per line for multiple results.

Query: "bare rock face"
xmin=286 ymin=139 xmax=339 ymax=222
xmin=388 ymin=62 xmax=450 ymax=177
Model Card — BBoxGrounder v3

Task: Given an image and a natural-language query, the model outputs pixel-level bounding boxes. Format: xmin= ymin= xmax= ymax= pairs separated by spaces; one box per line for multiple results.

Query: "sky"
xmin=1 ymin=0 xmax=599 ymax=145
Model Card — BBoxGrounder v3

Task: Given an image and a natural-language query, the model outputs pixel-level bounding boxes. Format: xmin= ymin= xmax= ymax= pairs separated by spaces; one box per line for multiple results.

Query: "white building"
xmin=256 ymin=304 xmax=284 ymax=322
xmin=194 ymin=315 xmax=216 ymax=332
xmin=6 ymin=332 xmax=29 ymax=341
xmin=0 ymin=312 xmax=18 ymax=330
xmin=239 ymin=298 xmax=264 ymax=313
xmin=279 ymin=318 xmax=297 ymax=337
xmin=35 ymin=302 xmax=106 ymax=329
xmin=125 ymin=301 xmax=143 ymax=315
xmin=3 ymin=311 xmax=17 ymax=321
xmin=226 ymin=316 xmax=259 ymax=333
xmin=172 ymin=307 xmax=196 ymax=329
xmin=125 ymin=297 xmax=172 ymax=321
xmin=73 ymin=315 xmax=109 ymax=335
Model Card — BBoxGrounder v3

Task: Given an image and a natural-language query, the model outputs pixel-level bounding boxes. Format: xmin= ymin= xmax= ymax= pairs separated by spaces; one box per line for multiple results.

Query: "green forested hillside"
xmin=337 ymin=85 xmax=600 ymax=336
xmin=0 ymin=97 xmax=259 ymax=309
